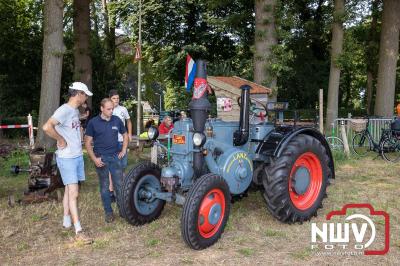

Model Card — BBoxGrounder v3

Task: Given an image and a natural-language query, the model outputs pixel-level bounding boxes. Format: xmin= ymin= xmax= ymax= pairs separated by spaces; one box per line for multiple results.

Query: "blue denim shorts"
xmin=56 ymin=155 xmax=85 ymax=185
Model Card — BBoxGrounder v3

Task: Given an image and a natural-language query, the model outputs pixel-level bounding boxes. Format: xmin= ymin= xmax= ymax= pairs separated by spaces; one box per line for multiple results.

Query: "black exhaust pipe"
xmin=233 ymin=85 xmax=251 ymax=146
xmin=189 ymin=60 xmax=211 ymax=178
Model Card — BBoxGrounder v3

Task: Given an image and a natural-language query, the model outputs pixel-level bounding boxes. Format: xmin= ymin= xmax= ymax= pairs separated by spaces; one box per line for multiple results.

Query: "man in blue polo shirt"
xmin=85 ymin=98 xmax=128 ymax=223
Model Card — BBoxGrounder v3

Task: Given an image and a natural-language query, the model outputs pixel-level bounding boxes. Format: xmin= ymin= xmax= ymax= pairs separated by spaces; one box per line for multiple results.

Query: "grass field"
xmin=0 ymin=148 xmax=399 ymax=265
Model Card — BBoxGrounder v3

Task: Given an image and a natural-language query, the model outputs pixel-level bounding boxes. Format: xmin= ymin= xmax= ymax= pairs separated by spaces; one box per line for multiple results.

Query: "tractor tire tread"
xmin=121 ymin=161 xmax=165 ymax=226
xmin=181 ymin=174 xmax=231 ymax=250
xmin=262 ymin=134 xmax=332 ymax=223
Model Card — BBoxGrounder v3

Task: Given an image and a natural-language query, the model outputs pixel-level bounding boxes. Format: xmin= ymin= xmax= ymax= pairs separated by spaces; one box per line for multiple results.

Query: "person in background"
xmin=397 ymin=103 xmax=400 ymax=117
xmin=108 ymin=90 xmax=132 ymax=202
xmin=179 ymin=111 xmax=187 ymax=120
xmin=42 ymin=81 xmax=93 ymax=244
xmin=85 ymin=98 xmax=128 ymax=223
xmin=159 ymin=115 xmax=173 ymax=134
xmin=79 ymin=101 xmax=91 ymax=141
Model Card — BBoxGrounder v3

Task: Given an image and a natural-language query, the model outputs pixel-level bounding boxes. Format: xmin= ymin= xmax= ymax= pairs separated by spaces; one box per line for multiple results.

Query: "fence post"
xmin=346 ymin=113 xmax=352 ymax=136
xmin=319 ymin=89 xmax=323 ymax=133
xmin=340 ymin=120 xmax=350 ymax=156
xmin=27 ymin=114 xmax=34 ymax=149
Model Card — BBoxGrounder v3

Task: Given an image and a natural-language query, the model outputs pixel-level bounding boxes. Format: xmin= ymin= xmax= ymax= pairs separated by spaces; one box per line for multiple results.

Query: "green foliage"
xmin=114 ymin=0 xmax=254 ymax=110
xmin=1 ymin=0 xmax=399 ymax=128
xmin=0 ymin=0 xmax=43 ymax=118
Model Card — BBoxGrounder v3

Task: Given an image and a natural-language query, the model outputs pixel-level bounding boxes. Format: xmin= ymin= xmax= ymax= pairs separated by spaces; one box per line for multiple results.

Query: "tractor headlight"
xmin=193 ymin=132 xmax=206 ymax=146
xmin=148 ymin=126 xmax=159 ymax=140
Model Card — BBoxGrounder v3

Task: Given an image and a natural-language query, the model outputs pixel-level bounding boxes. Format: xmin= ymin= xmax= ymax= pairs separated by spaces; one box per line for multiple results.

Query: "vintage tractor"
xmin=120 ymin=60 xmax=335 ymax=250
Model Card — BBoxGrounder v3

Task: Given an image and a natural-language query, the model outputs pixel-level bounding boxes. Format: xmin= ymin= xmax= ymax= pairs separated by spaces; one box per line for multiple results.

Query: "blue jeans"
xmin=95 ymin=154 xmax=123 ymax=215
xmin=118 ymin=142 xmax=128 ymax=170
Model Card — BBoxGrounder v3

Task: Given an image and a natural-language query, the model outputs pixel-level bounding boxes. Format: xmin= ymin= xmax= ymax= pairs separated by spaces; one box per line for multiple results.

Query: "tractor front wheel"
xmin=121 ymin=161 xmax=165 ymax=225
xmin=263 ymin=134 xmax=331 ymax=223
xmin=181 ymin=174 xmax=231 ymax=250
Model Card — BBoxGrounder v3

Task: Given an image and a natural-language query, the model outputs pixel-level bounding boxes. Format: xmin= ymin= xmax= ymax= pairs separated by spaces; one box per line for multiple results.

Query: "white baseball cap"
xmin=69 ymin=82 xmax=93 ymax=96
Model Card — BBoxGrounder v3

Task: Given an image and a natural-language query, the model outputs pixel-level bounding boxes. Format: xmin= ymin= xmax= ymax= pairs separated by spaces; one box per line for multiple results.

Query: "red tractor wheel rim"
xmin=198 ymin=189 xmax=226 ymax=238
xmin=289 ymin=152 xmax=322 ymax=210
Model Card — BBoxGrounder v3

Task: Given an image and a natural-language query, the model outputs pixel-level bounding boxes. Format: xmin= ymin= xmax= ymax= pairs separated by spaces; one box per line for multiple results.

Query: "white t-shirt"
xmin=51 ymin=104 xmax=82 ymax=158
xmin=112 ymin=105 xmax=130 ymax=142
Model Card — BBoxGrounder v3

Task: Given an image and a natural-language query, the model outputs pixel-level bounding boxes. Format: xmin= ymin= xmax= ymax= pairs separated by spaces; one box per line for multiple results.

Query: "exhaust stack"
xmin=189 ymin=60 xmax=211 ymax=178
xmin=233 ymin=85 xmax=251 ymax=146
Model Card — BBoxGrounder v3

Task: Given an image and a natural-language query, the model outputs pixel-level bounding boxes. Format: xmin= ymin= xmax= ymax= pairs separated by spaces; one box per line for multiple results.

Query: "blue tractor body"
xmin=121 ymin=60 xmax=334 ymax=250
xmin=161 ymin=118 xmax=275 ymax=196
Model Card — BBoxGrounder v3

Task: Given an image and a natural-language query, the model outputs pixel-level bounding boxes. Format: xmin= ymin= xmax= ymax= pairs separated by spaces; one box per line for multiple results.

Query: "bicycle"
xmin=351 ymin=117 xmax=400 ymax=162
xmin=381 ymin=125 xmax=400 ymax=162
xmin=326 ymin=122 xmax=344 ymax=152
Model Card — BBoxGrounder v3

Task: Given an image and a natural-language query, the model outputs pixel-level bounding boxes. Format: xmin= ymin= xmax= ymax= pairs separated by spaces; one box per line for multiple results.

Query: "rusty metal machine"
xmin=8 ymin=147 xmax=64 ymax=206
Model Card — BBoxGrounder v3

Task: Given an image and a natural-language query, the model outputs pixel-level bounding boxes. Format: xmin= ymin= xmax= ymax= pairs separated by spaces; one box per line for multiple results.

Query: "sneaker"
xmin=105 ymin=213 xmax=115 ymax=223
xmin=62 ymin=225 xmax=72 ymax=231
xmin=74 ymin=231 xmax=93 ymax=245
xmin=110 ymin=192 xmax=116 ymax=203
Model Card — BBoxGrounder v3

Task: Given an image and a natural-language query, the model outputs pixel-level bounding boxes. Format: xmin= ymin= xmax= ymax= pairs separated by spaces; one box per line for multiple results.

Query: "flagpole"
xmin=136 ymin=0 xmax=142 ymax=147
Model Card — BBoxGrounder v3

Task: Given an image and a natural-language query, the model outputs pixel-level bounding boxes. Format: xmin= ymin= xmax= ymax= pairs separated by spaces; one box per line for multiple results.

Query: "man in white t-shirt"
xmin=108 ymin=90 xmax=132 ymax=203
xmin=43 ymin=82 xmax=93 ymax=244
xmin=109 ymin=90 xmax=132 ymax=170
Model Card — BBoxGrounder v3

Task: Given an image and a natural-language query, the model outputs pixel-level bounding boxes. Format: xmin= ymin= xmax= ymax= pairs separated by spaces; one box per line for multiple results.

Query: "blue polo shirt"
xmin=86 ymin=115 xmax=127 ymax=156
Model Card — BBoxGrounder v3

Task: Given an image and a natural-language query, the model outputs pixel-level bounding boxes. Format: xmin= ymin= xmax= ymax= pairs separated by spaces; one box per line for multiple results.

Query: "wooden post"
xmin=346 ymin=113 xmax=352 ymax=136
xmin=340 ymin=120 xmax=350 ymax=156
xmin=319 ymin=89 xmax=324 ymax=133
xmin=27 ymin=114 xmax=35 ymax=149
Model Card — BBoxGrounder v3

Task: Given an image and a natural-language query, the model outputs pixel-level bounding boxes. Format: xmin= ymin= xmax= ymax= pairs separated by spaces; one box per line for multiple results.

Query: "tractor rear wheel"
xmin=121 ymin=161 xmax=165 ymax=225
xmin=262 ymin=134 xmax=331 ymax=223
xmin=181 ymin=173 xmax=231 ymax=250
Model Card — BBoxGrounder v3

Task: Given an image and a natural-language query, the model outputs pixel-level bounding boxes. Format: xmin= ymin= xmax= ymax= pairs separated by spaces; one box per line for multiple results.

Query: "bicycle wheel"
xmin=352 ymin=132 xmax=372 ymax=156
xmin=381 ymin=137 xmax=400 ymax=162
xmin=326 ymin=136 xmax=344 ymax=152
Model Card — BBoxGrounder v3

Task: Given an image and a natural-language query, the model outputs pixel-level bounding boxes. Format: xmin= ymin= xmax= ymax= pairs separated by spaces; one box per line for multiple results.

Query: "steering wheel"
xmin=236 ymin=96 xmax=268 ymax=118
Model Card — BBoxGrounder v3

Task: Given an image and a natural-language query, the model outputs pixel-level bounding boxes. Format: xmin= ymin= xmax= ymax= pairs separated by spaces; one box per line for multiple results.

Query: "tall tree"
xmin=326 ymin=0 xmax=345 ymax=131
xmin=102 ymin=0 xmax=116 ymax=79
xmin=374 ymin=0 xmax=400 ymax=117
xmin=365 ymin=0 xmax=380 ymax=115
xmin=254 ymin=0 xmax=278 ymax=101
xmin=73 ymin=0 xmax=92 ymax=106
xmin=36 ymin=0 xmax=65 ymax=147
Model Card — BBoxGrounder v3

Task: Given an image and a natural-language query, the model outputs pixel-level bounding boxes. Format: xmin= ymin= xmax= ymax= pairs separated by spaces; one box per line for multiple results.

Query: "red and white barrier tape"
xmin=0 ymin=124 xmax=29 ymax=129
xmin=2 ymin=114 xmax=36 ymax=148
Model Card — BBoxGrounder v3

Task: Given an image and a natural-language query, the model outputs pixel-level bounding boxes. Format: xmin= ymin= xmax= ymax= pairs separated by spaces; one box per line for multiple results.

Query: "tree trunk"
xmin=374 ymin=0 xmax=400 ymax=117
xmin=91 ymin=1 xmax=99 ymax=38
xmin=254 ymin=0 xmax=277 ymax=102
xmin=73 ymin=0 xmax=92 ymax=107
xmin=36 ymin=0 xmax=65 ymax=148
xmin=102 ymin=0 xmax=116 ymax=82
xmin=325 ymin=0 xmax=344 ymax=132
xmin=366 ymin=0 xmax=379 ymax=115
xmin=366 ymin=71 xmax=374 ymax=114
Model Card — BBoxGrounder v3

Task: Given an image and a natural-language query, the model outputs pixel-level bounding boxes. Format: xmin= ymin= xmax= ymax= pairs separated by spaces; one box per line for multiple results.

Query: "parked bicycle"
xmin=351 ymin=117 xmax=400 ymax=162
xmin=326 ymin=123 xmax=344 ymax=152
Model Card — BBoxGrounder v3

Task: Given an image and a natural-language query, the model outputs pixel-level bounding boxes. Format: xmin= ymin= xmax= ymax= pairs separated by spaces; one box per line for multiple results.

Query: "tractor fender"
xmin=273 ymin=127 xmax=335 ymax=179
